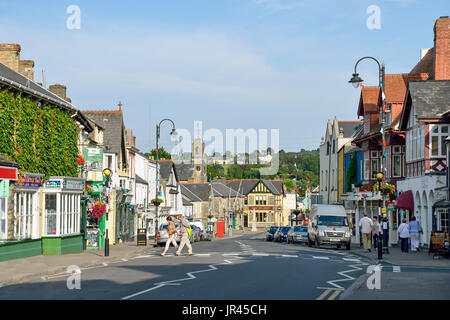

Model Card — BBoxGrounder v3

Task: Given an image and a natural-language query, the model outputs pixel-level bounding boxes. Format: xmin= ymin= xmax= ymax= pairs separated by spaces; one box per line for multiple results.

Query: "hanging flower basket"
xmin=374 ymin=182 xmax=396 ymax=195
xmin=84 ymin=183 xmax=93 ymax=194
xmin=77 ymin=155 xmax=85 ymax=167
xmin=92 ymin=201 xmax=107 ymax=219
xmin=151 ymin=198 xmax=163 ymax=206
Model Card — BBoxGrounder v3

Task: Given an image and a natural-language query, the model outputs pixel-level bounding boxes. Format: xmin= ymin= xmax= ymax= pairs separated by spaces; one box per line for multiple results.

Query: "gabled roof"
xmin=410 ymin=48 xmax=434 ymax=78
xmin=180 ymin=183 xmax=209 ymax=202
xmin=83 ymin=111 xmax=126 ymax=160
xmin=385 ymin=73 xmax=430 ymax=104
xmin=158 ymin=160 xmax=178 ymax=181
xmin=174 ymin=163 xmax=194 ymax=181
xmin=211 ymin=182 xmax=243 ymax=198
xmin=400 ymin=80 xmax=450 ymax=130
xmin=336 ymin=121 xmax=363 ymax=138
xmin=357 ymin=86 xmax=381 ymax=117
xmin=227 ymin=179 xmax=284 ymax=195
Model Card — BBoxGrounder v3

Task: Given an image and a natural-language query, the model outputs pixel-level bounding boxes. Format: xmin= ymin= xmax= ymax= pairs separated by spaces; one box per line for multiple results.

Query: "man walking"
xmin=359 ymin=212 xmax=374 ymax=252
xmin=175 ymin=215 xmax=193 ymax=256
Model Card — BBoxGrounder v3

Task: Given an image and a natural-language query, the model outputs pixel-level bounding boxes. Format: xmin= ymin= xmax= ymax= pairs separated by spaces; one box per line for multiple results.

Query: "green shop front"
xmin=83 ymin=181 xmax=106 ymax=250
xmin=42 ymin=176 xmax=85 ymax=255
xmin=115 ymin=189 xmax=136 ymax=243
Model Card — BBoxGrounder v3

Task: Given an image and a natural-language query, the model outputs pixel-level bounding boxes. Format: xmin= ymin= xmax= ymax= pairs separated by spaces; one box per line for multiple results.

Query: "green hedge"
xmin=0 ymin=90 xmax=79 ymax=178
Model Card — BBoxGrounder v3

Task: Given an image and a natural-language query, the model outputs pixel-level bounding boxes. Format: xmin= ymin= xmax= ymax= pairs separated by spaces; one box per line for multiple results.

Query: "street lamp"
xmin=102 ymin=168 xmax=112 ymax=256
xmin=350 ymin=56 xmax=388 ymax=255
xmin=375 ymin=171 xmax=384 ymax=260
xmin=154 ymin=119 xmax=177 ymax=246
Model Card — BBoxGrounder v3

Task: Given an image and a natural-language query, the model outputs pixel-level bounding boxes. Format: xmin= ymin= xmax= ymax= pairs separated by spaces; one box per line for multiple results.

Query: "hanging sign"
xmin=0 ymin=180 xmax=9 ymax=198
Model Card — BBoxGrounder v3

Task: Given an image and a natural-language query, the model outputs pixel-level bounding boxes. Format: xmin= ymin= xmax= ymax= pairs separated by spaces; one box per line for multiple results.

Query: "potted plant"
xmin=92 ymin=201 xmax=106 ymax=220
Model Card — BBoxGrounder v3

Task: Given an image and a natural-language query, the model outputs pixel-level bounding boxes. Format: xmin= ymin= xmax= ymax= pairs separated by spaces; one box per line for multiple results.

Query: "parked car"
xmin=287 ymin=225 xmax=308 ymax=244
xmin=266 ymin=226 xmax=279 ymax=241
xmin=190 ymin=225 xmax=201 ymax=242
xmin=279 ymin=226 xmax=291 ymax=242
xmin=190 ymin=220 xmax=206 ymax=240
xmin=307 ymin=204 xmax=351 ymax=250
xmin=156 ymin=223 xmax=182 ymax=246
xmin=274 ymin=226 xmax=290 ymax=242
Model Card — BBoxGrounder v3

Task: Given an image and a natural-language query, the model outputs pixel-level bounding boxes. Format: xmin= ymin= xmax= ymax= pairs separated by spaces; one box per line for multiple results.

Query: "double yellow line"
xmin=316 ymin=289 xmax=342 ymax=300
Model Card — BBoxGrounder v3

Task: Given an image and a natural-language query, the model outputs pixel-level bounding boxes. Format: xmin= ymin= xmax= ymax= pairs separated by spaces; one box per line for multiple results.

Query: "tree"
xmin=146 ymin=146 xmax=172 ymax=160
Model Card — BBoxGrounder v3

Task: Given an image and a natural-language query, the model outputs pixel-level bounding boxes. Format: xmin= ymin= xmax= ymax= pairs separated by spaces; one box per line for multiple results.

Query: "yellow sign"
xmin=381 ymin=208 xmax=386 ymax=214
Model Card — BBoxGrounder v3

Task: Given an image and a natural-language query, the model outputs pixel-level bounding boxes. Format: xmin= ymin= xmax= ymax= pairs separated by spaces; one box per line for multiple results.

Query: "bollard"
xmin=377 ymin=237 xmax=383 ymax=260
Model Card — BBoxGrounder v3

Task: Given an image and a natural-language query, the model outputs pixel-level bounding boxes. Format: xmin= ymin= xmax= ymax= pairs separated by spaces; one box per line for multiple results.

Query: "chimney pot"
xmin=0 ymin=44 xmax=21 ymax=72
xmin=49 ymin=84 xmax=67 ymax=100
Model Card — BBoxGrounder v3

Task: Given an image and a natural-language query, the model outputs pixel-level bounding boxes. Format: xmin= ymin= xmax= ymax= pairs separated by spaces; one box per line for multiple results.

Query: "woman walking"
xmin=398 ymin=218 xmax=410 ymax=253
xmin=409 ymin=216 xmax=423 ymax=252
xmin=161 ymin=216 xmax=179 ymax=256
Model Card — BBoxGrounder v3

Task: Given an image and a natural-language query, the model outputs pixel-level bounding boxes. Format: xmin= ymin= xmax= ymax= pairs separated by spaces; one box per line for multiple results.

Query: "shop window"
xmin=45 ymin=194 xmax=57 ymax=235
xmin=14 ymin=192 xmax=34 ymax=240
xmin=44 ymin=193 xmax=80 ymax=236
xmin=440 ymin=210 xmax=449 ymax=231
xmin=0 ymin=198 xmax=6 ymax=239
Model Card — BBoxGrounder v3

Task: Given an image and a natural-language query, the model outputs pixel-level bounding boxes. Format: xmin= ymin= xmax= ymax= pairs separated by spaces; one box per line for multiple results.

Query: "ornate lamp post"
xmin=154 ymin=119 xmax=177 ymax=246
xmin=102 ymin=168 xmax=112 ymax=256
xmin=350 ymin=56 xmax=389 ymax=254
xmin=375 ymin=171 xmax=384 ymax=260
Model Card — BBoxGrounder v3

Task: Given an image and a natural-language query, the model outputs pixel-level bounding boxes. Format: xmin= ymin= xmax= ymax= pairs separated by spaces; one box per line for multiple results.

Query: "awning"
xmin=394 ymin=190 xmax=414 ymax=211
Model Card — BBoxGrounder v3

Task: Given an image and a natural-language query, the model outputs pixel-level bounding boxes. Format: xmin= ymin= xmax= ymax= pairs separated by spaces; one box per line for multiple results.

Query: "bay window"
xmin=430 ymin=124 xmax=449 ymax=157
xmin=44 ymin=192 xmax=81 ymax=236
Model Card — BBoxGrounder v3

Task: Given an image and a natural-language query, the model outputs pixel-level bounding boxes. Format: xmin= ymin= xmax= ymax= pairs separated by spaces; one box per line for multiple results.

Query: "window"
xmin=44 ymin=194 xmax=57 ymax=235
xmin=332 ymin=140 xmax=335 ymax=153
xmin=430 ymin=125 xmax=447 ymax=157
xmin=393 ymin=155 xmax=401 ymax=177
xmin=371 ymin=159 xmax=379 ymax=179
xmin=244 ymin=196 xmax=248 ymax=205
xmin=385 ymin=104 xmax=392 ymax=125
xmin=364 ymin=159 xmax=370 ymax=181
xmin=44 ymin=193 xmax=80 ymax=236
xmin=438 ymin=209 xmax=448 ymax=231
xmin=14 ymin=192 xmax=35 ymax=239
xmin=0 ymin=198 xmax=6 ymax=239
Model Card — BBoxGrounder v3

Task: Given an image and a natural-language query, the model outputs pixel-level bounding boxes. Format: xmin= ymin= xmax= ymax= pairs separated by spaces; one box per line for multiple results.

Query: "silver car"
xmin=287 ymin=225 xmax=308 ymax=244
xmin=157 ymin=223 xmax=182 ymax=246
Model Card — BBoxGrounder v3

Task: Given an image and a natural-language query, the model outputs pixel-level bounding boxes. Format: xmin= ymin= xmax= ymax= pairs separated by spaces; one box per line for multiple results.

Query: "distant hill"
xmin=207 ymin=148 xmax=319 ymax=196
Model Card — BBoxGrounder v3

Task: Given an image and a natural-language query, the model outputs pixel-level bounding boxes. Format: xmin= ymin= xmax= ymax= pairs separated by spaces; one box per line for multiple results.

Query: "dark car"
xmin=275 ymin=226 xmax=291 ymax=242
xmin=266 ymin=226 xmax=279 ymax=241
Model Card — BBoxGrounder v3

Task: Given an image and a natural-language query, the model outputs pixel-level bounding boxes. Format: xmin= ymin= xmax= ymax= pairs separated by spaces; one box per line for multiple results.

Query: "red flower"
xmin=77 ymin=155 xmax=85 ymax=166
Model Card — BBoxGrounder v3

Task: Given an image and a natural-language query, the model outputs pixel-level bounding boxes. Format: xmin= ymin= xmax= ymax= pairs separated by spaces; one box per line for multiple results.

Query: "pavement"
xmin=340 ymin=242 xmax=450 ymax=300
xmin=0 ymin=229 xmax=255 ymax=287
xmin=349 ymin=241 xmax=450 ymax=267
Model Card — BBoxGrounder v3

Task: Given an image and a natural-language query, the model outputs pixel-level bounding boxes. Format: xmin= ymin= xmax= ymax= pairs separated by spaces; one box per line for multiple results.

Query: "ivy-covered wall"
xmin=0 ymin=90 xmax=79 ymax=177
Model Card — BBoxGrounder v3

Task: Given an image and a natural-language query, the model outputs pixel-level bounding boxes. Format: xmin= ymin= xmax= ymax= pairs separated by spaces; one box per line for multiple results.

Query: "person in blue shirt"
xmin=409 ymin=216 xmax=423 ymax=252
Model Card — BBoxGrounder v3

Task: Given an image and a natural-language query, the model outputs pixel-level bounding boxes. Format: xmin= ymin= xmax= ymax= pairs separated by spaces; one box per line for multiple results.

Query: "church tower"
xmin=192 ymin=121 xmax=207 ymax=183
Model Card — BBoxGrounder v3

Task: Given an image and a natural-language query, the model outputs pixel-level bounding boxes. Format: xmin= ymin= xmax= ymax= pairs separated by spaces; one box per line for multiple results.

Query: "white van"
xmin=307 ymin=204 xmax=351 ymax=250
xmin=190 ymin=220 xmax=205 ymax=240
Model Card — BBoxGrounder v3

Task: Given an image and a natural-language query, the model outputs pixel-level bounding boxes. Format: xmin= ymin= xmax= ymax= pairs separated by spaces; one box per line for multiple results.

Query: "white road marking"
xmin=281 ymin=254 xmax=298 ymax=258
xmin=194 ymin=253 xmax=211 ymax=256
xmin=121 ymin=258 xmax=128 ymax=262
xmin=393 ymin=266 xmax=401 ymax=273
xmin=313 ymin=256 xmax=330 ymax=260
xmin=252 ymin=253 xmax=270 ymax=256
xmin=343 ymin=258 xmax=360 ymax=262
xmin=102 ymin=263 xmax=108 ymax=266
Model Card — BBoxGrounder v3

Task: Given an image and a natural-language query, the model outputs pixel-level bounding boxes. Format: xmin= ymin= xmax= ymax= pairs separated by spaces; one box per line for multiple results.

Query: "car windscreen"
xmin=295 ymin=226 xmax=307 ymax=232
xmin=269 ymin=226 xmax=278 ymax=233
xmin=318 ymin=215 xmax=348 ymax=227
xmin=281 ymin=227 xmax=290 ymax=232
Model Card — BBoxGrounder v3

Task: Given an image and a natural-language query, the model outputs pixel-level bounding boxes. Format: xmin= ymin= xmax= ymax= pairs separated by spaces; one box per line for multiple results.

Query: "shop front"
xmin=42 ymin=176 xmax=85 ymax=255
xmin=84 ymin=181 xmax=106 ymax=250
xmin=115 ymin=189 xmax=136 ymax=243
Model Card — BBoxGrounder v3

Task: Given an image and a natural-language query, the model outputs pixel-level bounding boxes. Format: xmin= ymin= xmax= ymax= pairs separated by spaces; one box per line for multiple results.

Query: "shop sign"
xmin=0 ymin=167 xmax=17 ymax=180
xmin=137 ymin=228 xmax=147 ymax=246
xmin=45 ymin=180 xmax=61 ymax=188
xmin=248 ymin=206 xmax=273 ymax=210
xmin=63 ymin=179 xmax=84 ymax=191
xmin=0 ymin=180 xmax=9 ymax=198
xmin=387 ymin=202 xmax=395 ymax=211
xmin=83 ymin=147 xmax=103 ymax=172
xmin=16 ymin=173 xmax=44 ymax=188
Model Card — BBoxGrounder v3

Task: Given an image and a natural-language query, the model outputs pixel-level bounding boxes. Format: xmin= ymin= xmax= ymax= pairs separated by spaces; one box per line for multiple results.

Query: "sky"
xmin=0 ymin=0 xmax=447 ymax=154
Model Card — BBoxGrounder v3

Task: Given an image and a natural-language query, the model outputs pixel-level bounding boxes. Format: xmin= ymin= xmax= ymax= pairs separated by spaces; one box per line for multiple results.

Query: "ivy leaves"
xmin=0 ymin=90 xmax=78 ymax=178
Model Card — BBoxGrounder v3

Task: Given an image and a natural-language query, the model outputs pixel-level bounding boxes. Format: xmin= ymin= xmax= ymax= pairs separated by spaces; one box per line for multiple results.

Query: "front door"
xmin=244 ymin=214 xmax=248 ymax=228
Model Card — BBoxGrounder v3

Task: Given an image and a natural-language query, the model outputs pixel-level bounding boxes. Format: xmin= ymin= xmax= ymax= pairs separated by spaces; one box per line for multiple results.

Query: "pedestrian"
xmin=373 ymin=216 xmax=381 ymax=249
xmin=359 ymin=212 xmax=374 ymax=252
xmin=161 ymin=216 xmax=179 ymax=256
xmin=408 ymin=216 xmax=423 ymax=252
xmin=175 ymin=215 xmax=193 ymax=256
xmin=398 ymin=218 xmax=410 ymax=253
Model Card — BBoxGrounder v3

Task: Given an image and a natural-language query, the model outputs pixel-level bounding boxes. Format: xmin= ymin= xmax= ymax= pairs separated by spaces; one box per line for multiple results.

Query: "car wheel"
xmin=308 ymin=236 xmax=313 ymax=247
xmin=337 ymin=244 xmax=342 ymax=249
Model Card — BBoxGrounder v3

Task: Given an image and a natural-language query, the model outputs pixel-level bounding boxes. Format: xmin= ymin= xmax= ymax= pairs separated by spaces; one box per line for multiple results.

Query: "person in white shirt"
xmin=372 ymin=216 xmax=381 ymax=249
xmin=397 ymin=218 xmax=410 ymax=253
xmin=359 ymin=212 xmax=374 ymax=252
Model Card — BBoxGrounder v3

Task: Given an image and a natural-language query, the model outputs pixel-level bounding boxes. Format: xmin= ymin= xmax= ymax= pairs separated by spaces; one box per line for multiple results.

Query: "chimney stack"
xmin=49 ymin=84 xmax=67 ymax=100
xmin=0 ymin=44 xmax=21 ymax=72
xmin=19 ymin=60 xmax=35 ymax=80
xmin=434 ymin=16 xmax=450 ymax=80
